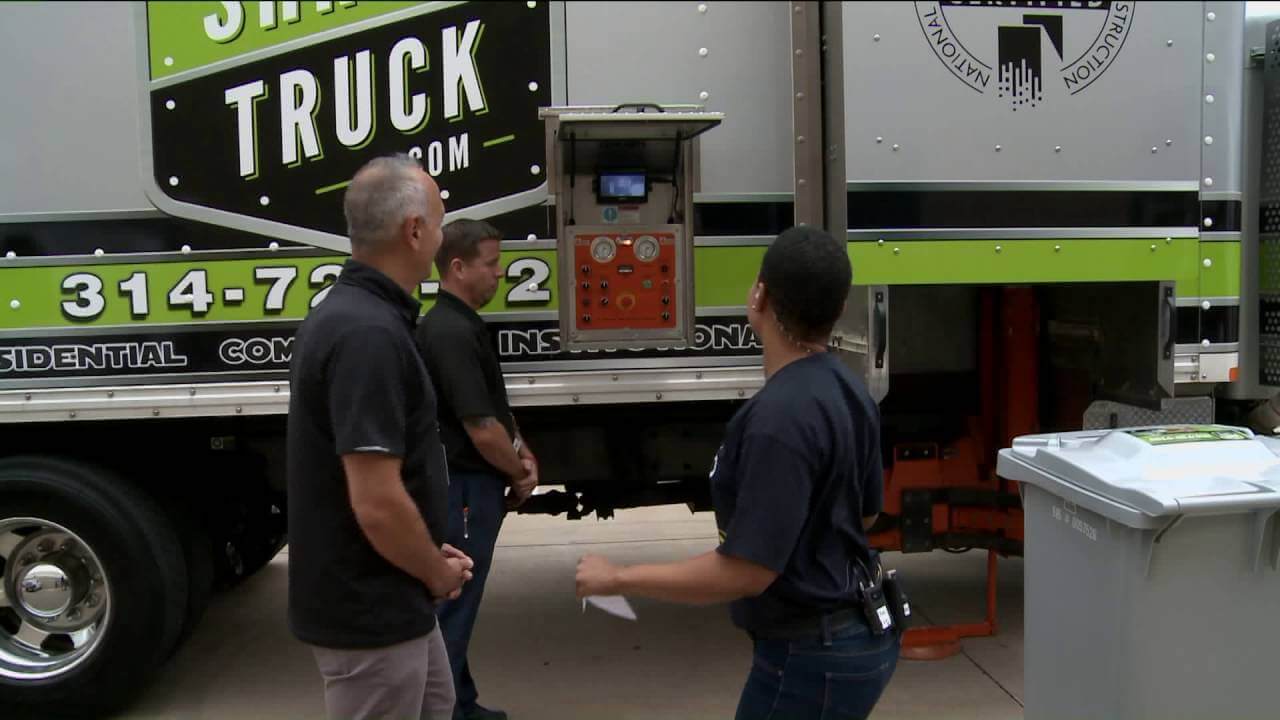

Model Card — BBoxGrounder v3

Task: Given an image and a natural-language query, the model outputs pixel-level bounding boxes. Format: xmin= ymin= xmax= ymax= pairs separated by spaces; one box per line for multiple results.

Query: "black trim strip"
xmin=1201 ymin=200 xmax=1242 ymax=233
xmin=848 ymin=190 xmax=1200 ymax=229
xmin=0 ymin=218 xmax=305 ymax=257
xmin=694 ymin=201 xmax=794 ymax=237
xmin=9 ymin=191 xmax=1217 ymax=255
xmin=485 ymin=201 xmax=799 ymax=239
xmin=485 ymin=204 xmax=555 ymax=240
xmin=488 ymin=201 xmax=798 ymax=239
xmin=1176 ymin=305 xmax=1240 ymax=345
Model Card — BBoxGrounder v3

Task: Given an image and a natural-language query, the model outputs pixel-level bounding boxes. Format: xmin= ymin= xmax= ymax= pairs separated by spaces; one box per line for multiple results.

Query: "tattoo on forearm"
xmin=463 ymin=416 xmax=498 ymax=430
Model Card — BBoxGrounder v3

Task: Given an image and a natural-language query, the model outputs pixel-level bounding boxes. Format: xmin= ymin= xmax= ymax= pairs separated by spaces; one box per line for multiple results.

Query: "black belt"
xmin=750 ymin=608 xmax=867 ymax=642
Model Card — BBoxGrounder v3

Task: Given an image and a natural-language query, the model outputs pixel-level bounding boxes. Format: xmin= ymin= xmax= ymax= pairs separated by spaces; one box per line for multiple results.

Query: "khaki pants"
xmin=312 ymin=627 xmax=455 ymax=720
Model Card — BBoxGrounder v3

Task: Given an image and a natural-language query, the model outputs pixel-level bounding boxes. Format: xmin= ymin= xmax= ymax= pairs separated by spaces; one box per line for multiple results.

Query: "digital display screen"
xmin=598 ymin=172 xmax=647 ymax=202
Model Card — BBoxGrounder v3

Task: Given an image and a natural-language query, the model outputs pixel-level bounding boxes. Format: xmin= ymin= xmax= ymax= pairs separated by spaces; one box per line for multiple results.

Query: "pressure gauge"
xmin=634 ymin=235 xmax=660 ymax=262
xmin=591 ymin=236 xmax=617 ymax=263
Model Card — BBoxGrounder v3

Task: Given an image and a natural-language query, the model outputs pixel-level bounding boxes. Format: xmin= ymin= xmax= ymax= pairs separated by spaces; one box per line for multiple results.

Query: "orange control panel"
xmin=574 ymin=231 xmax=677 ymax=330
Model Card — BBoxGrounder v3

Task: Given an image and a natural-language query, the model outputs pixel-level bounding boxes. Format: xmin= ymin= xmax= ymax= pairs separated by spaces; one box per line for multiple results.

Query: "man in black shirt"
xmin=415 ymin=219 xmax=537 ymax=720
xmin=575 ymin=226 xmax=898 ymax=720
xmin=287 ymin=154 xmax=474 ymax=720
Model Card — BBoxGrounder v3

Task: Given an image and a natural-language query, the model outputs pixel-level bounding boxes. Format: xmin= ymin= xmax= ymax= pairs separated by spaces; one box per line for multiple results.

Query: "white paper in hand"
xmin=582 ymin=595 xmax=638 ymax=621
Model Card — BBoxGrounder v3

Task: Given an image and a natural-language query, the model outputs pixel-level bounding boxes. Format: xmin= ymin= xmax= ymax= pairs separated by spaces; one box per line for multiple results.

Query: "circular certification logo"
xmin=915 ymin=1 xmax=1135 ymax=110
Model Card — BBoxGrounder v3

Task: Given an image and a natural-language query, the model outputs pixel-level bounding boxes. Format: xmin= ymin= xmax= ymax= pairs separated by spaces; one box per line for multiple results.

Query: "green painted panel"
xmin=847 ymin=238 xmax=1202 ymax=292
xmin=1200 ymin=241 xmax=1242 ymax=298
xmin=693 ymin=245 xmax=765 ymax=306
xmin=0 ymin=240 xmax=1226 ymax=333
xmin=0 ymin=250 xmax=554 ymax=331
xmin=0 ymin=246 xmax=771 ymax=332
xmin=146 ymin=1 xmax=426 ymax=80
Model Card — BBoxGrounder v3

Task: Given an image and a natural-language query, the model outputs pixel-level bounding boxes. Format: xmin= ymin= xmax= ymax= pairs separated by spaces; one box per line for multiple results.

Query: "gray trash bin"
xmin=997 ymin=425 xmax=1280 ymax=720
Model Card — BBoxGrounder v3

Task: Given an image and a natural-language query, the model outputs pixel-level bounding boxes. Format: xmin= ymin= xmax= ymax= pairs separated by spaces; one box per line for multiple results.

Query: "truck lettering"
xmin=449 ymin=132 xmax=470 ymax=172
xmin=280 ymin=69 xmax=323 ymax=166
xmin=408 ymin=134 xmax=471 ymax=177
xmin=203 ymin=1 xmax=245 ymax=43
xmin=922 ymin=6 xmax=990 ymax=90
xmin=219 ymin=337 xmax=295 ymax=365
xmin=941 ymin=1 xmax=1109 ymax=7
xmin=259 ymin=1 xmax=310 ymax=29
xmin=219 ymin=18 xmax=489 ymax=181
xmin=443 ymin=20 xmax=486 ymax=120
xmin=701 ymin=323 xmax=762 ymax=353
xmin=204 ymin=2 xmax=360 ymax=43
xmin=334 ymin=49 xmax=375 ymax=148
xmin=225 ymin=80 xmax=269 ymax=178
xmin=499 ymin=328 xmax=554 ymax=357
xmin=494 ymin=321 xmax=760 ymax=360
xmin=389 ymin=37 xmax=430 ymax=133
xmin=426 ymin=139 xmax=445 ymax=175
xmin=924 ymin=9 xmax=958 ymax=59
xmin=0 ymin=343 xmax=188 ymax=373
xmin=954 ymin=57 xmax=990 ymax=88
xmin=1061 ymin=1 xmax=1131 ymax=93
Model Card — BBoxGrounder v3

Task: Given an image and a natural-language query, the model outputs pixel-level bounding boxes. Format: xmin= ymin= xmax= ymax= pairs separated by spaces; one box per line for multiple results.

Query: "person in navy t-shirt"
xmin=575 ymin=225 xmax=897 ymax=720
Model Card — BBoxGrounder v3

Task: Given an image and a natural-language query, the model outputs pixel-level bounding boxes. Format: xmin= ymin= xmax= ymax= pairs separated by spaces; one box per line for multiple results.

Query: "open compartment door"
xmin=1042 ymin=281 xmax=1177 ymax=410
xmin=831 ymin=286 xmax=890 ymax=403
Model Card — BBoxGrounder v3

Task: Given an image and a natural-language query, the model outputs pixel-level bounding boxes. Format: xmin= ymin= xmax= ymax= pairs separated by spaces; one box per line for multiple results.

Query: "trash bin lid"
xmin=997 ymin=425 xmax=1280 ymax=526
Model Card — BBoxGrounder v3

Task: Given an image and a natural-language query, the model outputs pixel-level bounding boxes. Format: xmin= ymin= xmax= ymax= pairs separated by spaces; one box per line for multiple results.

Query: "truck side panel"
xmin=566 ymin=1 xmax=793 ymax=198
xmin=0 ymin=1 xmax=154 ymax=218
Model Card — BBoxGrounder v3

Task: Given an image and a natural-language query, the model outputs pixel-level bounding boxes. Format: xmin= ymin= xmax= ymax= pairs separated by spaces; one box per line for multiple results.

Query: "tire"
xmin=174 ymin=516 xmax=215 ymax=653
xmin=0 ymin=456 xmax=188 ymax=717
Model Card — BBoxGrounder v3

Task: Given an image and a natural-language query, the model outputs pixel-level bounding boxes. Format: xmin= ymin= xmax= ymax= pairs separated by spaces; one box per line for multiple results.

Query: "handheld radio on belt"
xmin=856 ymin=555 xmax=912 ymax=636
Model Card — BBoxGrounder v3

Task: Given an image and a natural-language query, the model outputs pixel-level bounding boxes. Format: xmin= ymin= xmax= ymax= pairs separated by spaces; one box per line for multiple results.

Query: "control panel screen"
xmin=597 ymin=172 xmax=648 ymax=203
xmin=574 ymin=231 xmax=677 ymax=331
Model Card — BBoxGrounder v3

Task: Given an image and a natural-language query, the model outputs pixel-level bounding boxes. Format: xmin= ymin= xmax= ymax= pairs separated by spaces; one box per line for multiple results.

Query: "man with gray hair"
xmin=287 ymin=154 xmax=474 ymax=720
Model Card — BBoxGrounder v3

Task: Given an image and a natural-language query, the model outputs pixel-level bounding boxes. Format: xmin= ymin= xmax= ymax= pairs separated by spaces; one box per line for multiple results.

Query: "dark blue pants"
xmin=735 ymin=617 xmax=900 ymax=720
xmin=436 ymin=470 xmax=507 ymax=718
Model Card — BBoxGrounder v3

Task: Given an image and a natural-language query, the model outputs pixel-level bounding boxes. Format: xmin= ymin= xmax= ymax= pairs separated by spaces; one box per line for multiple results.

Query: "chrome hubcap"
xmin=0 ymin=519 xmax=111 ymax=680
xmin=18 ymin=564 xmax=74 ymax=619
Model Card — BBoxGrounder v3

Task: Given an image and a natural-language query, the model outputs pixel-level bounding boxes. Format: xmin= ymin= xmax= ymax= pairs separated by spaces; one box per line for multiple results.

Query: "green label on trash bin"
xmin=1125 ymin=425 xmax=1251 ymax=446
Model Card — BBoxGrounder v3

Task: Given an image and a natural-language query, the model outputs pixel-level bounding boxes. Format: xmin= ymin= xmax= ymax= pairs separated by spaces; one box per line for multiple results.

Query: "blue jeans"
xmin=735 ymin=617 xmax=900 ymax=720
xmin=435 ymin=470 xmax=507 ymax=718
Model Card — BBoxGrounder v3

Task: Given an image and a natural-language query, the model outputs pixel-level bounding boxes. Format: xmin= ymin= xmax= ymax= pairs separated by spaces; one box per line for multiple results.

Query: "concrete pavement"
xmin=118 ymin=506 xmax=1025 ymax=719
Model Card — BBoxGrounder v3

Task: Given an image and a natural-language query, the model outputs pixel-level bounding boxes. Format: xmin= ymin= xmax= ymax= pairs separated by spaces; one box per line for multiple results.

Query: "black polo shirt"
xmin=415 ymin=290 xmax=515 ymax=476
xmin=286 ymin=259 xmax=449 ymax=649
xmin=710 ymin=352 xmax=884 ymax=635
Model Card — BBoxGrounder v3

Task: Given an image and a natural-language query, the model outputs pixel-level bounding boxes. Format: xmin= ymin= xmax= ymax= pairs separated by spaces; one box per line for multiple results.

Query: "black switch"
xmin=581 ymin=282 xmax=591 ymax=290
xmin=581 ymin=265 xmax=590 ymax=275
xmin=601 ymin=297 xmax=609 ymax=306
xmin=661 ymin=312 xmax=670 ymax=321
xmin=662 ymin=296 xmax=670 ymax=305
xmin=661 ymin=265 xmax=669 ymax=273
xmin=601 ymin=280 xmax=609 ymax=290
xmin=582 ymin=314 xmax=591 ymax=323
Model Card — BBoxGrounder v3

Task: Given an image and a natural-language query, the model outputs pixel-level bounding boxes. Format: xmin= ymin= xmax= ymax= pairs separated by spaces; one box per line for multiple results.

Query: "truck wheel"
xmin=0 ymin=457 xmax=188 ymax=716
xmin=174 ymin=518 xmax=214 ymax=653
